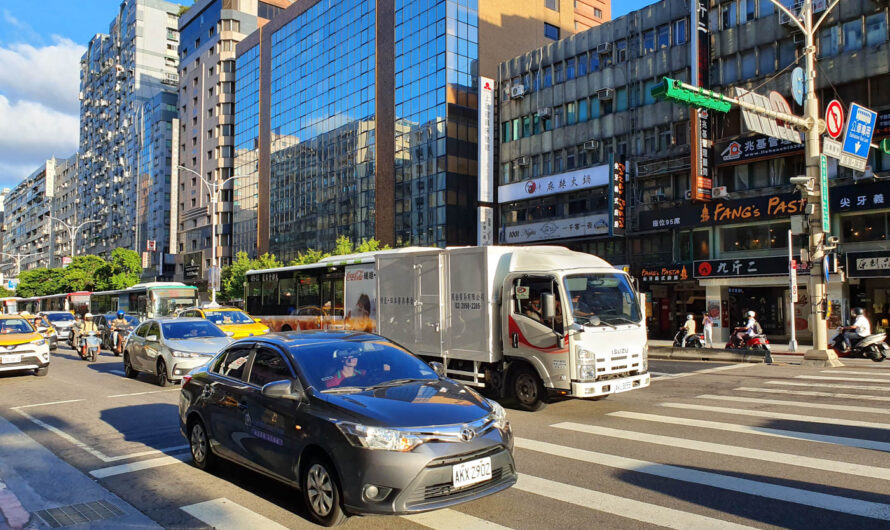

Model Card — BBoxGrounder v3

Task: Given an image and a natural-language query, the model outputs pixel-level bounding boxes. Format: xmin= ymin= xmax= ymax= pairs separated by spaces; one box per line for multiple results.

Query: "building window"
xmin=553 ymin=105 xmax=563 ymax=128
xmin=578 ymin=98 xmax=588 ymax=122
xmin=567 ymin=102 xmax=577 ymax=124
xmin=544 ymin=23 xmax=560 ymax=41
xmin=589 ymin=53 xmax=600 ymax=72
xmin=616 ymin=39 xmax=627 ymax=62
xmin=741 ymin=50 xmax=756 ymax=79
xmin=545 ymin=0 xmax=559 ymax=11
xmin=522 ymin=115 xmax=531 ymax=137
xmin=759 ymin=45 xmax=776 ymax=73
xmin=721 ymin=222 xmax=790 ymax=251
xmin=722 ymin=56 xmax=738 ymax=85
xmin=866 ymin=13 xmax=887 ymax=47
xmin=554 ymin=62 xmax=563 ymax=83
xmin=616 ymin=88 xmax=627 ymax=112
xmin=577 ymin=53 xmax=587 ymax=76
xmin=657 ymin=25 xmax=670 ymax=49
xmin=842 ymin=213 xmax=888 ymax=243
xmin=819 ymin=26 xmax=838 ymax=57
xmin=844 ymin=19 xmax=863 ymax=51
xmin=674 ymin=19 xmax=687 ymax=45
xmin=543 ymin=65 xmax=552 ymax=87
xmin=594 ymin=8 xmax=603 ymax=18
xmin=740 ymin=0 xmax=755 ymax=24
xmin=722 ymin=1 xmax=737 ymax=29
xmin=644 ymin=30 xmax=656 ymax=53
xmin=566 ymin=57 xmax=576 ymax=80
xmin=759 ymin=0 xmax=774 ymax=17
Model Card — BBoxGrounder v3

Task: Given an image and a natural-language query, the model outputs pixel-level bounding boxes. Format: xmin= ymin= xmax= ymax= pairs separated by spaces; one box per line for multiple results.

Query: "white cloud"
xmin=0 ymin=36 xmax=85 ymax=114
xmin=0 ymin=94 xmax=79 ymax=182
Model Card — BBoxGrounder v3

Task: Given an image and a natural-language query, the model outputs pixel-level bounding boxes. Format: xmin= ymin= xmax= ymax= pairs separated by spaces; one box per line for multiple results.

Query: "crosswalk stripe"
xmin=694 ymin=394 xmax=890 ymax=417
xmin=664 ymin=401 xmax=890 ymax=430
xmin=820 ymin=370 xmax=890 ymax=376
xmin=181 ymin=498 xmax=289 ymax=530
xmin=795 ymin=375 xmax=890 ymax=383
xmin=90 ymin=454 xmax=190 ymax=478
xmin=607 ymin=411 xmax=890 ymax=452
xmin=735 ymin=386 xmax=890 ymax=403
xmin=515 ymin=474 xmax=755 ymax=529
xmin=403 ymin=509 xmax=512 ymax=529
xmin=766 ymin=380 xmax=890 ymax=392
xmin=514 ymin=439 xmax=890 ymax=521
xmin=552 ymin=422 xmax=890 ymax=481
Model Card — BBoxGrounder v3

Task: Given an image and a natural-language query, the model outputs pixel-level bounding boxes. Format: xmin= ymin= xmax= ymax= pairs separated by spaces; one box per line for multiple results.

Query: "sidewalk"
xmin=649 ymin=339 xmax=811 ymax=355
xmin=647 ymin=339 xmax=812 ymax=363
xmin=0 ymin=415 xmax=159 ymax=529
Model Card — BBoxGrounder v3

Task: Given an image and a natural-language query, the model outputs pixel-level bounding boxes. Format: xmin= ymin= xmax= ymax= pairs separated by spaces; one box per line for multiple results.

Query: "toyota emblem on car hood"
xmin=459 ymin=425 xmax=475 ymax=442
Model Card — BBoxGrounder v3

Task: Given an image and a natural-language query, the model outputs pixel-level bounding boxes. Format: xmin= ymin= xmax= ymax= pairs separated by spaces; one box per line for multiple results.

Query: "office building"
xmin=1 ymin=160 xmax=58 ymax=274
xmin=77 ymin=0 xmax=181 ymax=275
xmin=233 ymin=0 xmax=587 ymax=262
xmin=176 ymin=0 xmax=291 ymax=282
xmin=497 ymin=0 xmax=890 ymax=342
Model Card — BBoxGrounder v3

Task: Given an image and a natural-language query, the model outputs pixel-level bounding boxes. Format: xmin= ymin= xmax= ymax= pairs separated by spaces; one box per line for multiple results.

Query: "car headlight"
xmin=486 ymin=398 xmax=509 ymax=431
xmin=171 ymin=350 xmax=198 ymax=358
xmin=31 ymin=339 xmax=46 ymax=346
xmin=578 ymin=365 xmax=597 ymax=380
xmin=577 ymin=347 xmax=595 ymax=362
xmin=261 ymin=327 xmax=270 ymax=334
xmin=336 ymin=422 xmax=424 ymax=452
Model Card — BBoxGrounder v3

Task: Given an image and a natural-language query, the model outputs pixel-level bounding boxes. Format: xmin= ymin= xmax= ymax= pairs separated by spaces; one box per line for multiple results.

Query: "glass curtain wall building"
xmin=233 ymin=44 xmax=261 ymax=257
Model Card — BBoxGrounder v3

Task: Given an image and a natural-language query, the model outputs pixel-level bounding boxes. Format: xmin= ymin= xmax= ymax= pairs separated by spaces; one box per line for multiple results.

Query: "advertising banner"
xmin=497 ymin=164 xmax=609 ymax=203
xmin=344 ymin=263 xmax=377 ymax=322
xmin=499 ymin=213 xmax=609 ymax=244
xmin=639 ymin=192 xmax=805 ymax=230
xmin=609 ymin=157 xmax=626 ymax=237
xmin=689 ymin=0 xmax=711 ymax=201
xmin=478 ymin=76 xmax=495 ymax=203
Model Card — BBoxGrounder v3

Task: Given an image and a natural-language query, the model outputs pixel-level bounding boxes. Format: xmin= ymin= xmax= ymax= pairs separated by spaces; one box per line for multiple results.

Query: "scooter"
xmin=832 ymin=330 xmax=888 ymax=362
xmin=726 ymin=327 xmax=771 ymax=352
xmin=81 ymin=331 xmax=101 ymax=362
xmin=111 ymin=326 xmax=131 ymax=356
xmin=673 ymin=328 xmax=704 ymax=348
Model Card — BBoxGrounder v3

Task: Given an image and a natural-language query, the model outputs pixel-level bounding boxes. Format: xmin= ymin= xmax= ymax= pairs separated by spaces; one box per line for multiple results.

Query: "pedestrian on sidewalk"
xmin=702 ymin=311 xmax=713 ymax=348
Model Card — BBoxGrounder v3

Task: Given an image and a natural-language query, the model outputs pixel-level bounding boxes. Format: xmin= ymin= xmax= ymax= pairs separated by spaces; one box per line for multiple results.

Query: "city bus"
xmin=90 ymin=282 xmax=199 ymax=320
xmin=39 ymin=292 xmax=92 ymax=315
xmin=0 ymin=297 xmax=21 ymax=314
xmin=18 ymin=297 xmax=40 ymax=314
xmin=244 ymin=249 xmax=431 ymax=332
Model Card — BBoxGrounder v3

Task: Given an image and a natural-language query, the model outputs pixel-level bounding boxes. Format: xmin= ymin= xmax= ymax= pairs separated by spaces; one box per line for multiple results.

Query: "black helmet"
xmin=852 ymin=307 xmax=865 ymax=316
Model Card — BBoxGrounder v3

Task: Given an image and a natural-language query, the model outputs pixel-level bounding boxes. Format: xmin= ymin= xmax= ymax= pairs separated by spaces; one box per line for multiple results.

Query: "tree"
xmin=61 ymin=255 xmax=107 ymax=292
xmin=220 ymin=252 xmax=254 ymax=302
xmin=16 ymin=268 xmax=66 ymax=297
xmin=97 ymin=248 xmax=143 ymax=290
xmin=286 ymin=237 xmax=390 ymax=267
xmin=288 ymin=248 xmax=328 ymax=266
xmin=0 ymin=286 xmax=13 ymax=298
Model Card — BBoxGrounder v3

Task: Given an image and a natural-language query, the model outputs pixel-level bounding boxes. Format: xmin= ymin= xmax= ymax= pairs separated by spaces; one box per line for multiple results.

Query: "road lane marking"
xmin=820 ymin=370 xmax=890 ymax=376
xmin=765 ymin=380 xmax=890 ymax=392
xmin=735 ymin=387 xmax=890 ymax=403
xmin=552 ymin=422 xmax=890 ymax=481
xmin=109 ymin=370 xmax=125 ymax=376
xmin=607 ymin=411 xmax=890 ymax=452
xmin=514 ymin=438 xmax=890 ymax=521
xmin=103 ymin=445 xmax=190 ymax=463
xmin=181 ymin=498 xmax=289 ymax=530
xmin=0 ymin=479 xmax=31 ymax=529
xmin=694 ymin=395 xmax=890 ymax=417
xmin=795 ymin=375 xmax=890 ymax=383
xmin=403 ymin=509 xmax=512 ymax=529
xmin=516 ymin=473 xmax=755 ymax=529
xmin=650 ymin=364 xmax=750 ymax=380
xmin=9 ymin=399 xmax=85 ymax=410
xmin=106 ymin=389 xmax=180 ymax=398
xmin=91 ymin=454 xmax=191 ymax=478
xmin=663 ymin=401 xmax=890 ymax=429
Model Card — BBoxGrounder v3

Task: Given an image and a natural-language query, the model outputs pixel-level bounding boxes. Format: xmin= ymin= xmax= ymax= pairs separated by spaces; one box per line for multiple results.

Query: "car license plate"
xmin=1 ymin=354 xmax=22 ymax=364
xmin=452 ymin=457 xmax=492 ymax=489
xmin=615 ymin=380 xmax=633 ymax=393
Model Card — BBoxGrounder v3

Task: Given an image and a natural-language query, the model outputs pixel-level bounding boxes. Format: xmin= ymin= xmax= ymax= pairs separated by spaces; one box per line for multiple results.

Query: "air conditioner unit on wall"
xmin=597 ymin=42 xmax=612 ymax=55
xmin=514 ymin=156 xmax=530 ymax=167
xmin=597 ymin=88 xmax=614 ymax=100
xmin=538 ymin=107 xmax=552 ymax=118
xmin=583 ymin=139 xmax=601 ymax=150
xmin=712 ymin=186 xmax=729 ymax=199
xmin=510 ymin=84 xmax=526 ymax=98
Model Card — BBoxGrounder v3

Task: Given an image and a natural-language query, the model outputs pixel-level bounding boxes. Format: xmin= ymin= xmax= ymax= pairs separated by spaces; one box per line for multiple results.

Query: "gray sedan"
xmin=123 ymin=317 xmax=233 ymax=386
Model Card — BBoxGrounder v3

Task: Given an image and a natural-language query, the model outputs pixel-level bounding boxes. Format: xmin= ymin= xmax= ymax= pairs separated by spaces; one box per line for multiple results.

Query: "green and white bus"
xmin=90 ymin=282 xmax=198 ymax=320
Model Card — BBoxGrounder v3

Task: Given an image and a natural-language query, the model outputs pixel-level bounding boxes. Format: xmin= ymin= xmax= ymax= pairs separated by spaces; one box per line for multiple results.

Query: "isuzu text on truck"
xmin=245 ymin=245 xmax=649 ymax=410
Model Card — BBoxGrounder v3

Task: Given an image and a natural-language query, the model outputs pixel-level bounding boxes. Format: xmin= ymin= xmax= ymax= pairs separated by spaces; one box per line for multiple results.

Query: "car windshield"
xmin=161 ymin=321 xmax=227 ymax=339
xmin=45 ymin=313 xmax=74 ymax=322
xmin=564 ymin=273 xmax=642 ymax=326
xmin=205 ymin=311 xmax=254 ymax=325
xmin=0 ymin=319 xmax=35 ymax=334
xmin=105 ymin=314 xmax=139 ymax=326
xmin=295 ymin=340 xmax=438 ymax=392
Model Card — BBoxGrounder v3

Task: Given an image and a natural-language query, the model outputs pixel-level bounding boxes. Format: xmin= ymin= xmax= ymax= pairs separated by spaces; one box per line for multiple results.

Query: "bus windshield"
xmin=563 ymin=273 xmax=642 ymax=326
xmin=150 ymin=289 xmax=198 ymax=317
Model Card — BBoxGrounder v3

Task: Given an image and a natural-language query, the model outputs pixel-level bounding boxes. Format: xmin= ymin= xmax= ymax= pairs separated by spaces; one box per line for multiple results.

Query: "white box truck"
xmin=246 ymin=245 xmax=650 ymax=410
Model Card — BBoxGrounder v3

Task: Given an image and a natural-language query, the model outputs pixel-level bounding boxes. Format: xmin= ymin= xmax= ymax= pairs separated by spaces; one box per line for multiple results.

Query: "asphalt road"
xmin=2 ymin=346 xmax=890 ymax=529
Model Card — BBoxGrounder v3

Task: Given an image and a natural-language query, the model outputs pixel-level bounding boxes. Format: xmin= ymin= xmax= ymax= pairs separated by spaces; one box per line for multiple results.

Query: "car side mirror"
xmin=541 ymin=293 xmax=556 ymax=320
xmin=262 ymin=379 xmax=305 ymax=401
xmin=254 ymin=318 xmax=262 ymax=323
xmin=428 ymin=361 xmax=446 ymax=377
xmin=146 ymin=334 xmax=158 ymax=342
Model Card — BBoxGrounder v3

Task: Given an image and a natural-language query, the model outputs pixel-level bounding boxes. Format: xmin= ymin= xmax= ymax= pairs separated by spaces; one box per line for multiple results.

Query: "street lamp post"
xmin=0 ymin=252 xmax=43 ymax=277
xmin=50 ymin=216 xmax=100 ymax=267
xmin=177 ymin=166 xmax=250 ymax=306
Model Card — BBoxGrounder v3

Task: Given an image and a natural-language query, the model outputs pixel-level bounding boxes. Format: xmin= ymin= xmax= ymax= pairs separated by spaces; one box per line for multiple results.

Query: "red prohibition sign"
xmin=825 ymin=100 xmax=844 ymax=139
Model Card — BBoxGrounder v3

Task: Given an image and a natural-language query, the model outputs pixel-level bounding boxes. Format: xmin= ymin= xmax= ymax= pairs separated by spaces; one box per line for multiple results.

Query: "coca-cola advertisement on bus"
xmin=344 ymin=263 xmax=377 ymax=331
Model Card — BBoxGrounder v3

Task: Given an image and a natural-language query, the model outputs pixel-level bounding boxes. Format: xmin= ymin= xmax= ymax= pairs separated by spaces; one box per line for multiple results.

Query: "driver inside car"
xmin=323 ymin=349 xmax=390 ymax=388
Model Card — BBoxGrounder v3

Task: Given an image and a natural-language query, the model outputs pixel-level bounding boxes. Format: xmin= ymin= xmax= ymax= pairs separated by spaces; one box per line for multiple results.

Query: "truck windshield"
xmin=564 ymin=273 xmax=641 ymax=326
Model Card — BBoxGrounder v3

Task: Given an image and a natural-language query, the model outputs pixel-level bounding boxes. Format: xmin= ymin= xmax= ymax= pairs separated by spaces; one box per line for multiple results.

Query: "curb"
xmin=649 ymin=346 xmax=766 ymax=363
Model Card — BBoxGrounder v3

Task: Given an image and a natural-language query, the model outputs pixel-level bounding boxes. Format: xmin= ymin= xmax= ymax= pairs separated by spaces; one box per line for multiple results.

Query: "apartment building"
xmin=0 ymin=160 xmax=57 ymax=274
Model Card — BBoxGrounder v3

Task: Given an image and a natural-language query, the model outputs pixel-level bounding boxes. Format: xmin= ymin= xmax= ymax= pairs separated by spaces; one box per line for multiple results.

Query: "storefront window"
xmin=842 ymin=212 xmax=888 ymax=242
xmin=722 ymin=221 xmax=790 ymax=251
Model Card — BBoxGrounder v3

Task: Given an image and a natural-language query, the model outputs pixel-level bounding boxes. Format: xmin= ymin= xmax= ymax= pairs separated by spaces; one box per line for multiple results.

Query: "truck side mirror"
xmin=541 ymin=293 xmax=556 ymax=320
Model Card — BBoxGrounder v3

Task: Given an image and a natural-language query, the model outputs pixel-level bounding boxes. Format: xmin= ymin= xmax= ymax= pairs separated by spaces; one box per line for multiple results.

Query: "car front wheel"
xmin=157 ymin=359 xmax=173 ymax=387
xmin=301 ymin=456 xmax=346 ymax=527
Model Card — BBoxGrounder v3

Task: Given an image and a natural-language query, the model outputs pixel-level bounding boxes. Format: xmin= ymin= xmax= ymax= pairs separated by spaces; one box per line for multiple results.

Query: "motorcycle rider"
xmin=110 ymin=310 xmax=130 ymax=352
xmin=78 ymin=313 xmax=98 ymax=353
xmin=680 ymin=314 xmax=696 ymax=347
xmin=835 ymin=307 xmax=871 ymax=352
xmin=733 ymin=311 xmax=760 ymax=348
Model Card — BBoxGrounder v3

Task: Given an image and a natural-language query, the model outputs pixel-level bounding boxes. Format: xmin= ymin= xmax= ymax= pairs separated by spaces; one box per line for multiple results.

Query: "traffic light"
xmin=650 ymin=77 xmax=732 ymax=113
xmin=882 ymin=138 xmax=890 ymax=155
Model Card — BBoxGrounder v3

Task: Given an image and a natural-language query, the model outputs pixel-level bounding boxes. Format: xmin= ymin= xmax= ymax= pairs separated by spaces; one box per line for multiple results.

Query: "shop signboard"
xmin=639 ymin=263 xmax=691 ymax=283
xmin=639 ymin=192 xmax=805 ymax=230
xmin=846 ymin=250 xmax=890 ymax=278
xmin=694 ymin=255 xmax=835 ymax=279
xmin=875 ymin=109 xmax=890 ymax=138
xmin=689 ymin=0 xmax=712 ymax=201
xmin=497 ymin=164 xmax=609 ymax=203
xmin=183 ymin=251 xmax=203 ymax=282
xmin=609 ymin=157 xmax=626 ymax=237
xmin=716 ymin=135 xmax=803 ymax=166
xmin=499 ymin=213 xmax=609 ymax=244
xmin=831 ymin=181 xmax=886 ymax=212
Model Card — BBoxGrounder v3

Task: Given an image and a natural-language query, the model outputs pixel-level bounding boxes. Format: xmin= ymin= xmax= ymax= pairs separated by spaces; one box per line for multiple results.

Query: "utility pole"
xmin=50 ymin=215 xmax=100 ymax=266
xmin=0 ymin=252 xmax=43 ymax=277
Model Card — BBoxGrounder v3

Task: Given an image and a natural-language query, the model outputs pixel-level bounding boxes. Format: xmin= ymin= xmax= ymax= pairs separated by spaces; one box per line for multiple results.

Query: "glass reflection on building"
xmin=234 ymin=44 xmax=261 ymax=258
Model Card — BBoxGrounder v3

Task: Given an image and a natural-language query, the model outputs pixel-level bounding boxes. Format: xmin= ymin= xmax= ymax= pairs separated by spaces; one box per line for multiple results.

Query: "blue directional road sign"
xmin=842 ymin=102 xmax=877 ymax=159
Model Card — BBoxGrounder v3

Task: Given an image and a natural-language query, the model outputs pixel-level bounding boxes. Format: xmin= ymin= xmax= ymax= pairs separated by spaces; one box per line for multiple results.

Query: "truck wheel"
xmin=511 ymin=365 xmax=547 ymax=412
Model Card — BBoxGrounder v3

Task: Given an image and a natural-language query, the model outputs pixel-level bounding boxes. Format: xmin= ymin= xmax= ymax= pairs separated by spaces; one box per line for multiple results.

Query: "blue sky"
xmin=0 ymin=0 xmax=655 ymax=190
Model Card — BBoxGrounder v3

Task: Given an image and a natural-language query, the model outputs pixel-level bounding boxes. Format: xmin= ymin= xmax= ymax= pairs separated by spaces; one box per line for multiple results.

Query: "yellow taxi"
xmin=0 ymin=315 xmax=51 ymax=377
xmin=177 ymin=306 xmax=270 ymax=339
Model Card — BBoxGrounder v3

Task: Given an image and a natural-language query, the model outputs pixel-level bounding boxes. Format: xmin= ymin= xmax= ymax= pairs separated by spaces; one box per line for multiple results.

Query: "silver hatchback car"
xmin=123 ymin=317 xmax=233 ymax=386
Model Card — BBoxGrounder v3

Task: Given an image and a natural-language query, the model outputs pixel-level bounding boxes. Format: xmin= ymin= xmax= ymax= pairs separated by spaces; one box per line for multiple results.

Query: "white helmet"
xmin=746 ymin=311 xmax=755 ymax=318
xmin=85 ymin=313 xmax=93 ymax=319
xmin=686 ymin=314 xmax=694 ymax=320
